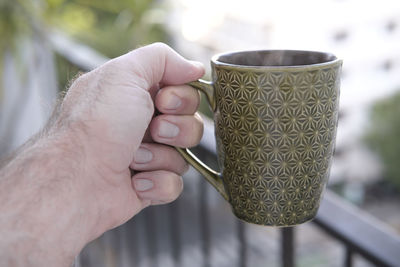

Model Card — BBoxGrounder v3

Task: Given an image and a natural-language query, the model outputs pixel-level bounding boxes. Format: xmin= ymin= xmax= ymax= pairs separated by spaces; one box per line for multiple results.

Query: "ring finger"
xmin=130 ymin=143 xmax=189 ymax=175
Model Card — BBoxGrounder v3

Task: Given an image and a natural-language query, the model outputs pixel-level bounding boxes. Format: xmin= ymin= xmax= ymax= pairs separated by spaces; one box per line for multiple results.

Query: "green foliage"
xmin=42 ymin=0 xmax=168 ymax=58
xmin=0 ymin=1 xmax=31 ymax=49
xmin=0 ymin=0 xmax=168 ymax=70
xmin=364 ymin=90 xmax=400 ymax=190
xmin=43 ymin=0 xmax=169 ymax=90
xmin=0 ymin=0 xmax=168 ymax=94
xmin=55 ymin=53 xmax=81 ymax=92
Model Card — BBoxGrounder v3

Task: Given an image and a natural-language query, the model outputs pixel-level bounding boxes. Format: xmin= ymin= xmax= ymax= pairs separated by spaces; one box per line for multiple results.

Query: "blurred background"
xmin=1 ymin=0 xmax=400 ymax=266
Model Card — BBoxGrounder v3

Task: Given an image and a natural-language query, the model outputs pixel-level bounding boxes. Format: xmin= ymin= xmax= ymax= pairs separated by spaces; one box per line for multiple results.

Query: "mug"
xmin=177 ymin=50 xmax=342 ymax=226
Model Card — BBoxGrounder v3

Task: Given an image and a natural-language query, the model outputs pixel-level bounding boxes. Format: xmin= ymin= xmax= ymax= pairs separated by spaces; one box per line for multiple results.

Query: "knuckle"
xmin=165 ymin=174 xmax=183 ymax=201
xmin=150 ymin=42 xmax=171 ymax=51
xmin=143 ymin=43 xmax=172 ymax=60
xmin=149 ymin=116 xmax=163 ymax=140
xmin=194 ymin=90 xmax=201 ymax=110
xmin=181 ymin=162 xmax=190 ymax=174
xmin=190 ymin=113 xmax=204 ymax=145
xmin=195 ymin=112 xmax=204 ymax=127
xmin=141 ymin=89 xmax=155 ymax=116
xmin=69 ymin=72 xmax=90 ymax=90
xmin=184 ymin=85 xmax=201 ymax=112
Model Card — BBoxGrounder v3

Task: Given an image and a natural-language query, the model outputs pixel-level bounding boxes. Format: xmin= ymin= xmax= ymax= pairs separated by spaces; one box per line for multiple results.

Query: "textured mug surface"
xmin=180 ymin=50 xmax=342 ymax=226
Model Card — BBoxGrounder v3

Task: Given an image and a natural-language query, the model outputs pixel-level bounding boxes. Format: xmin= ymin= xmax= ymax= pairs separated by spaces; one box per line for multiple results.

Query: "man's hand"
xmin=0 ymin=43 xmax=204 ymax=266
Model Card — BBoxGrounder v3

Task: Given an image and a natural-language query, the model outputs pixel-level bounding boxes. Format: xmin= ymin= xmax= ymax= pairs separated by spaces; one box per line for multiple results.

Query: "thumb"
xmin=114 ymin=43 xmax=205 ymax=90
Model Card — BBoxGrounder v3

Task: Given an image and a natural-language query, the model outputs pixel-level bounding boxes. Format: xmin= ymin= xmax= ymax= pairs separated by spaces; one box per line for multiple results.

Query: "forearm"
xmin=0 ymin=132 xmax=96 ymax=266
xmin=0 ymin=43 xmax=205 ymax=266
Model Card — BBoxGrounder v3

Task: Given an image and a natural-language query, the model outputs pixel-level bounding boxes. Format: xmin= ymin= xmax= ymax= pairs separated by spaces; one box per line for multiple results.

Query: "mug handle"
xmin=175 ymin=80 xmax=228 ymax=201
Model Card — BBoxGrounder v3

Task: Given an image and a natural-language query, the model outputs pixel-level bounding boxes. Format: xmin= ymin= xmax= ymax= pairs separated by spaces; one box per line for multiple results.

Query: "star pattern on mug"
xmin=214 ymin=65 xmax=341 ymax=226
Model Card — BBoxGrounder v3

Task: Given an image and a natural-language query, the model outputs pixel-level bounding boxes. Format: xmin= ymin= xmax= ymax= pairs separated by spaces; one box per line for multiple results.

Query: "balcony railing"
xmin=46 ymin=32 xmax=400 ymax=267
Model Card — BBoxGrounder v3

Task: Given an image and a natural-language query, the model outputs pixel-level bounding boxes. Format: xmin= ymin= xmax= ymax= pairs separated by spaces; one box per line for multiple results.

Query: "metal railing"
xmin=196 ymin=118 xmax=400 ymax=267
xmin=47 ymin=33 xmax=400 ymax=267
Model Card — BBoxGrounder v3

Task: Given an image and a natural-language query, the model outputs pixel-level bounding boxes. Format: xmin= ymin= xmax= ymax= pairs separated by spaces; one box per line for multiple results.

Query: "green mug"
xmin=177 ymin=50 xmax=342 ymax=226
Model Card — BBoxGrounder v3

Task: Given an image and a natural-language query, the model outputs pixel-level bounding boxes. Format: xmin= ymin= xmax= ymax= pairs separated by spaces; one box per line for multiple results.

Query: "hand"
xmin=0 ymin=43 xmax=204 ymax=266
xmin=61 ymin=42 xmax=205 ymax=234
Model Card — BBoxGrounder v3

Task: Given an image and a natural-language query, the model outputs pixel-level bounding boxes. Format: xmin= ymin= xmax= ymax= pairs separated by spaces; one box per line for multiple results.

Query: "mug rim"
xmin=211 ymin=49 xmax=342 ymax=70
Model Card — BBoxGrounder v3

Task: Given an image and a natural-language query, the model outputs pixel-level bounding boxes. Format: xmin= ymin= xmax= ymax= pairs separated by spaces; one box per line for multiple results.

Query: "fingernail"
xmin=135 ymin=147 xmax=153 ymax=164
xmin=164 ymin=94 xmax=182 ymax=110
xmin=158 ymin=120 xmax=179 ymax=138
xmin=135 ymin=179 xmax=154 ymax=191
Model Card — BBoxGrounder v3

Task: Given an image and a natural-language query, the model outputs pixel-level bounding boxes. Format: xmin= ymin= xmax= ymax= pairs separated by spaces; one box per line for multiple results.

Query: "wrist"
xmin=36 ymin=129 xmax=104 ymax=244
xmin=0 ymin=130 xmax=99 ymax=266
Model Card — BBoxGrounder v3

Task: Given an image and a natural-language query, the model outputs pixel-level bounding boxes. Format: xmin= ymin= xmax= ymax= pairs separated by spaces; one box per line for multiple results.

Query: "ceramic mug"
xmin=177 ymin=50 xmax=342 ymax=226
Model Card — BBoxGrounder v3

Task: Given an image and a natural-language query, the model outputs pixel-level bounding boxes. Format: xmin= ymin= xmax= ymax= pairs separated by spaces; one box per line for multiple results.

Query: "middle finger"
xmin=155 ymin=84 xmax=201 ymax=115
xmin=149 ymin=113 xmax=204 ymax=148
